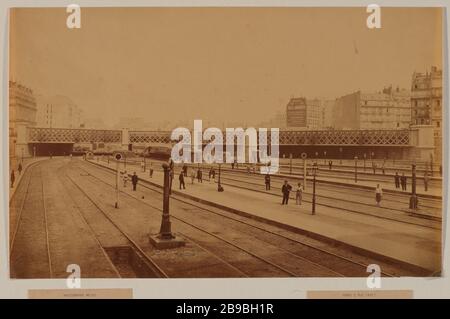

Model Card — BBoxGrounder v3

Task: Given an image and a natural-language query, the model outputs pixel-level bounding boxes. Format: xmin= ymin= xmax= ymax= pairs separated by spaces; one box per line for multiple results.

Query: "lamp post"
xmin=33 ymin=146 xmax=36 ymax=158
xmin=21 ymin=147 xmax=24 ymax=163
xmin=289 ymin=153 xmax=293 ymax=175
xmin=158 ymin=163 xmax=175 ymax=239
xmin=430 ymin=154 xmax=434 ymax=177
xmin=218 ymin=163 xmax=224 ymax=192
xmin=409 ymin=163 xmax=418 ymax=210
xmin=339 ymin=147 xmax=343 ymax=165
xmin=363 ymin=153 xmax=367 ymax=172
xmin=114 ymin=153 xmax=122 ymax=208
xmin=354 ymin=156 xmax=358 ymax=183
xmin=312 ymin=162 xmax=318 ymax=215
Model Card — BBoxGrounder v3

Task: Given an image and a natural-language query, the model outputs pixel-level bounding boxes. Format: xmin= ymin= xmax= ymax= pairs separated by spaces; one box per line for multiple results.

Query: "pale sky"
xmin=10 ymin=7 xmax=443 ymax=127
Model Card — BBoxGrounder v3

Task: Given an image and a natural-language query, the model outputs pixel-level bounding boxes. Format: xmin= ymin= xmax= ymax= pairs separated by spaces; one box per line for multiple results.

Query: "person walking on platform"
xmin=18 ymin=163 xmax=23 ymax=175
xmin=182 ymin=164 xmax=188 ymax=177
xmin=149 ymin=163 xmax=154 ymax=178
xmin=190 ymin=169 xmax=195 ymax=184
xmin=179 ymin=171 xmax=185 ymax=190
xmin=197 ymin=168 xmax=203 ymax=183
xmin=424 ymin=173 xmax=429 ymax=192
xmin=328 ymin=160 xmax=333 ymax=170
xmin=123 ymin=170 xmax=128 ymax=187
xmin=265 ymin=173 xmax=271 ymax=190
xmin=401 ymin=173 xmax=407 ymax=191
xmin=131 ymin=172 xmax=138 ymax=191
xmin=375 ymin=184 xmax=383 ymax=207
xmin=10 ymin=170 xmax=15 ymax=188
xmin=295 ymin=183 xmax=303 ymax=205
xmin=281 ymin=180 xmax=292 ymax=205
xmin=394 ymin=172 xmax=400 ymax=189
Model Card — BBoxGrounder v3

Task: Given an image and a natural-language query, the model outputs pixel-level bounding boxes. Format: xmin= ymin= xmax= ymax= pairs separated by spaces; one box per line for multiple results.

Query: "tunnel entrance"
xmin=29 ymin=143 xmax=74 ymax=156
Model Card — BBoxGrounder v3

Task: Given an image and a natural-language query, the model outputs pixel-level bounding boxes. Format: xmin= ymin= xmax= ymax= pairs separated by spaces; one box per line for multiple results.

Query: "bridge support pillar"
xmin=409 ymin=125 xmax=435 ymax=161
xmin=14 ymin=124 xmax=32 ymax=162
xmin=121 ymin=128 xmax=130 ymax=150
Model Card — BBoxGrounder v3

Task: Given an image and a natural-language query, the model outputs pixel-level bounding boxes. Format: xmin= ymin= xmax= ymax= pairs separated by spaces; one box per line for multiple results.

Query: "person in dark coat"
xmin=401 ymin=173 xmax=407 ymax=191
xmin=328 ymin=160 xmax=333 ymax=170
xmin=424 ymin=173 xmax=429 ymax=192
xmin=281 ymin=180 xmax=292 ymax=205
xmin=10 ymin=170 xmax=15 ymax=188
xmin=182 ymin=164 xmax=188 ymax=177
xmin=131 ymin=172 xmax=138 ymax=191
xmin=394 ymin=172 xmax=400 ymax=189
xmin=197 ymin=168 xmax=203 ymax=183
xmin=179 ymin=171 xmax=185 ymax=189
xmin=265 ymin=173 xmax=271 ymax=190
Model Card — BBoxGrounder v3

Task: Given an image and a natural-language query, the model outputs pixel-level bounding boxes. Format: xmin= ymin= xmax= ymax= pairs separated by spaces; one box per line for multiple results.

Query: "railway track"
xmin=79 ymin=160 xmax=415 ymax=277
xmin=10 ymin=163 xmax=53 ymax=278
xmin=216 ymin=174 xmax=441 ymax=228
xmin=97 ymin=158 xmax=441 ymax=227
xmin=74 ymin=164 xmax=322 ymax=277
xmin=60 ymin=164 xmax=169 ymax=278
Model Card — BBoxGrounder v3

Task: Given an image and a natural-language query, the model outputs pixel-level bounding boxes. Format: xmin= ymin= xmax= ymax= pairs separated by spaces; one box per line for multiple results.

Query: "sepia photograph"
xmin=8 ymin=6 xmax=443 ymax=280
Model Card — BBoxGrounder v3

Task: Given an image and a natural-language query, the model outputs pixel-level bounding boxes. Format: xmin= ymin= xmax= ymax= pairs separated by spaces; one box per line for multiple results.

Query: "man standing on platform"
xmin=179 ymin=171 xmax=186 ymax=190
xmin=265 ymin=173 xmax=271 ymax=190
xmin=281 ymin=180 xmax=292 ymax=205
xmin=401 ymin=173 xmax=407 ymax=191
xmin=424 ymin=173 xmax=429 ymax=192
xmin=131 ymin=172 xmax=138 ymax=191
xmin=394 ymin=172 xmax=400 ymax=189
xmin=10 ymin=170 xmax=15 ymax=188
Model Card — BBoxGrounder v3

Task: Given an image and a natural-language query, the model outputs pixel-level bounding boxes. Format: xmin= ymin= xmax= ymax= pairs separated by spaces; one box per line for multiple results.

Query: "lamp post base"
xmin=149 ymin=233 xmax=185 ymax=250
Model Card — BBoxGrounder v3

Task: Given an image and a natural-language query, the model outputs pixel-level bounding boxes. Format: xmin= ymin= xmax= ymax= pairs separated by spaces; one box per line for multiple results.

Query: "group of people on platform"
xmin=393 ymin=171 xmax=430 ymax=192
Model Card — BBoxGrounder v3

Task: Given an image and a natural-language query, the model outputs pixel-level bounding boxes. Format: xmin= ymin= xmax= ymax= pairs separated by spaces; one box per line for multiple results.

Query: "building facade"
xmin=36 ymin=95 xmax=83 ymax=129
xmin=411 ymin=66 xmax=442 ymax=161
xmin=9 ymin=81 xmax=37 ymax=167
xmin=333 ymin=87 xmax=411 ymax=130
xmin=286 ymin=97 xmax=322 ymax=129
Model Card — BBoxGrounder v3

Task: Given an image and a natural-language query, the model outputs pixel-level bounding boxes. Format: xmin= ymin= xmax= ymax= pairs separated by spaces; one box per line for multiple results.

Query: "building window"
xmin=437 ymin=121 xmax=440 ymax=128
xmin=437 ymin=100 xmax=440 ymax=106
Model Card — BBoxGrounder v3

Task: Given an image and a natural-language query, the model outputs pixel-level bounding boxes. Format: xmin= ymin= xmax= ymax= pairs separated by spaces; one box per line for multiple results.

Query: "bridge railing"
xmin=27 ymin=127 xmax=122 ymax=143
xmin=27 ymin=127 xmax=411 ymax=146
xmin=277 ymin=129 xmax=410 ymax=146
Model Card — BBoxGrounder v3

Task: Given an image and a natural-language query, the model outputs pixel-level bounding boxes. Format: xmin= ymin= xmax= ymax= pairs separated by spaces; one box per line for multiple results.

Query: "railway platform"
xmin=88 ymin=158 xmax=442 ymax=273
